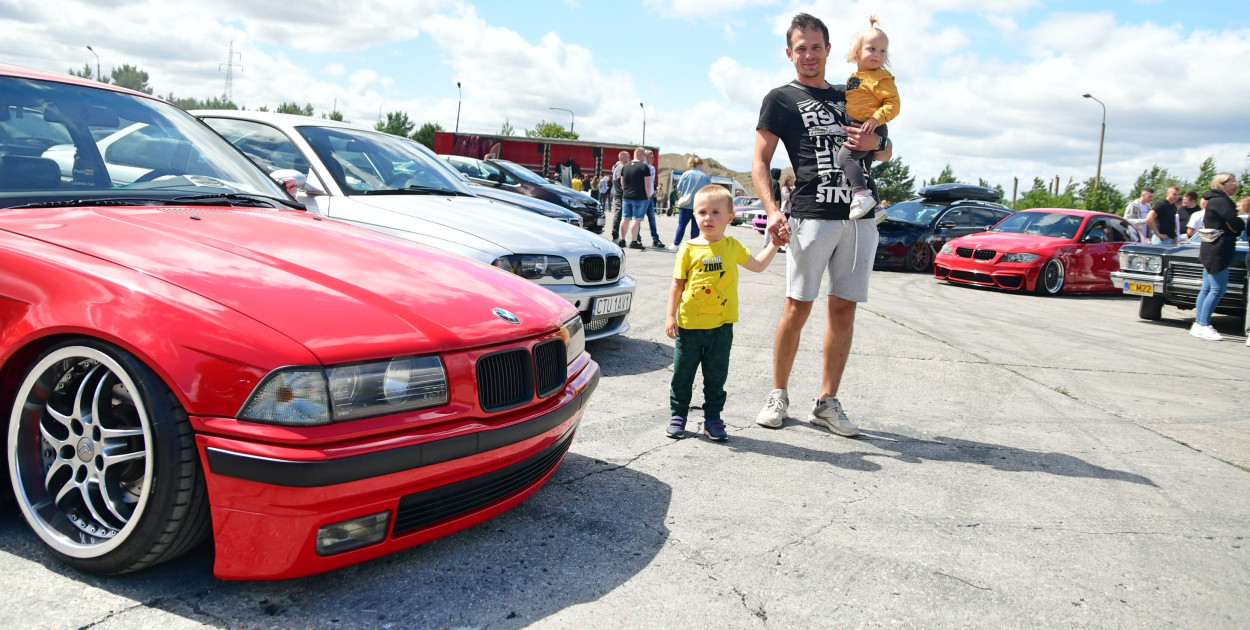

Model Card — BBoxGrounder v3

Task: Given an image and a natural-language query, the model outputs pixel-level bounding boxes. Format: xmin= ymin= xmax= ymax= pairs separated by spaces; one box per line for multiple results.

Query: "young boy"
xmin=665 ymin=185 xmax=780 ymax=441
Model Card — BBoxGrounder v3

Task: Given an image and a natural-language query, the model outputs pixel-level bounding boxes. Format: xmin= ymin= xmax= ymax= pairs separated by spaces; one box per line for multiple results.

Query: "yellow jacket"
xmin=846 ymin=68 xmax=899 ymax=126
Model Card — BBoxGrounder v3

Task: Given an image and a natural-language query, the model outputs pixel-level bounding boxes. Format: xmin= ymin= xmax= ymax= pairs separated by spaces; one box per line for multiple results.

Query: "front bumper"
xmin=545 ymin=275 xmax=635 ymax=341
xmin=1109 ymin=271 xmax=1163 ymax=296
xmin=198 ymin=358 xmax=599 ymax=580
xmin=933 ymin=255 xmax=1039 ymax=291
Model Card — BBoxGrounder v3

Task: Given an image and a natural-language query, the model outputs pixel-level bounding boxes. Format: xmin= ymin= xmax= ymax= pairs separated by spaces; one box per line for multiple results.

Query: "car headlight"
xmin=940 ymin=243 xmax=953 ymax=255
xmin=239 ymin=356 xmax=449 ymax=426
xmin=558 ymin=194 xmax=585 ymax=208
xmin=559 ymin=316 xmax=585 ymax=365
xmin=492 ymin=255 xmax=574 ymax=280
xmin=1000 ymin=253 xmax=1040 ymax=263
xmin=1119 ymin=252 xmax=1162 ymax=273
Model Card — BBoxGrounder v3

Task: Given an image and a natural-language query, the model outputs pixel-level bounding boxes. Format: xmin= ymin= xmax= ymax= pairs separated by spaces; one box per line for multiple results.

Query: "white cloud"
xmin=646 ymin=0 xmax=780 ymax=19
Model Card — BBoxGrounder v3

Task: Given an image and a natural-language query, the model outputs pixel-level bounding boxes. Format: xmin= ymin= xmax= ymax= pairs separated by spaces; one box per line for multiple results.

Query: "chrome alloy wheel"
xmin=8 ymin=346 xmax=154 ymax=558
xmin=1037 ymin=258 xmax=1065 ymax=295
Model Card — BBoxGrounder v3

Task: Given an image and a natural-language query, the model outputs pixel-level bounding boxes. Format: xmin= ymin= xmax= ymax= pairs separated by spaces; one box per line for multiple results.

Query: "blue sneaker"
xmin=666 ymin=416 xmax=687 ymax=438
xmin=703 ymin=418 xmax=727 ymax=441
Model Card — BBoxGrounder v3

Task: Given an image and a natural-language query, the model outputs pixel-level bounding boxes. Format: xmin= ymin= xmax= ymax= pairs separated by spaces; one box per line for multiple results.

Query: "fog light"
xmin=316 ymin=511 xmax=390 ymax=556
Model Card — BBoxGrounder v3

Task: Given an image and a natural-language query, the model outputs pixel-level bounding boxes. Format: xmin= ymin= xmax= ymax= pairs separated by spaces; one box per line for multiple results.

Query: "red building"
xmin=434 ymin=131 xmax=658 ymax=181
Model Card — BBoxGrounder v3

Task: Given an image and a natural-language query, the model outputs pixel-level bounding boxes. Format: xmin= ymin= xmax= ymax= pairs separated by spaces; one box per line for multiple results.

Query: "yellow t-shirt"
xmin=673 ymin=237 xmax=752 ymax=330
xmin=571 ymin=177 xmax=583 ymax=191
xmin=845 ymin=68 xmax=900 ymax=126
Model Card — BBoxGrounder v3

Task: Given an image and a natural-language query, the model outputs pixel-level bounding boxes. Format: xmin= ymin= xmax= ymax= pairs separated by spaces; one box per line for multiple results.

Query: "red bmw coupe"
xmin=0 ymin=65 xmax=597 ymax=580
xmin=933 ymin=208 xmax=1141 ymax=295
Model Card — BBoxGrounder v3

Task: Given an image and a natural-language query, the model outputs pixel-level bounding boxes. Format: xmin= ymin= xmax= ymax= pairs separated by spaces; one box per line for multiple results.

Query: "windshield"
xmin=0 ymin=75 xmax=288 ymax=206
xmin=296 ymin=125 xmax=471 ymax=195
xmin=884 ymin=200 xmax=945 ymax=225
xmin=492 ymin=159 xmax=549 ymax=186
xmin=991 ymin=211 xmax=1085 ymax=239
xmin=734 ymin=197 xmax=761 ymax=208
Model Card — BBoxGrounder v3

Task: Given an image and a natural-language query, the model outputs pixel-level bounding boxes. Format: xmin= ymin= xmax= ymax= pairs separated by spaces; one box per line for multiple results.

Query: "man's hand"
xmin=843 ymin=124 xmax=882 ymax=152
xmin=767 ymin=213 xmax=791 ymax=244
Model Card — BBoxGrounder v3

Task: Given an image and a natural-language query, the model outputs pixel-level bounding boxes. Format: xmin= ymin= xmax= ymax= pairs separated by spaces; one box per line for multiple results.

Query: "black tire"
xmin=904 ymin=241 xmax=934 ymax=272
xmin=1034 ymin=259 xmax=1065 ymax=295
xmin=1138 ymin=295 xmax=1164 ymax=320
xmin=7 ymin=339 xmax=210 ymax=574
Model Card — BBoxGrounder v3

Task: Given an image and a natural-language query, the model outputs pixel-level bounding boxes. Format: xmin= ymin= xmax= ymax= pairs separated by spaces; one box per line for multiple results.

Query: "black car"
xmin=875 ymin=184 xmax=1015 ymax=272
xmin=443 ymin=155 xmax=605 ymax=232
xmin=1110 ymin=240 xmax=1248 ymax=324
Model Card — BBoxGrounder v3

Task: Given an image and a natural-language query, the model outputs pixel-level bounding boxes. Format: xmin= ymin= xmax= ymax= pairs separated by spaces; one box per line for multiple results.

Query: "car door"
xmin=934 ymin=206 xmax=985 ymax=244
xmin=1070 ymin=217 xmax=1118 ymax=290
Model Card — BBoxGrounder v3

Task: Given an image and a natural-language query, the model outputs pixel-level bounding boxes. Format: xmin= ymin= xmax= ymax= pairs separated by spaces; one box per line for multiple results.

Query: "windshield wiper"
xmin=360 ymin=185 xmax=469 ymax=197
xmin=8 ymin=198 xmax=161 ymax=209
xmin=170 ymin=193 xmax=301 ymax=209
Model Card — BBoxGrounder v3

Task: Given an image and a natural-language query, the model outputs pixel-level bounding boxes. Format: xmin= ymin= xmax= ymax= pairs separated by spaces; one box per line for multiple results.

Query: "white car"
xmin=194 ymin=111 xmax=633 ymax=340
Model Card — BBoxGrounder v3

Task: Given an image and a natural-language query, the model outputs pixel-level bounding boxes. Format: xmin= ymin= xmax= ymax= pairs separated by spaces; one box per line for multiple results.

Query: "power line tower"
xmin=219 ymin=40 xmax=243 ymax=102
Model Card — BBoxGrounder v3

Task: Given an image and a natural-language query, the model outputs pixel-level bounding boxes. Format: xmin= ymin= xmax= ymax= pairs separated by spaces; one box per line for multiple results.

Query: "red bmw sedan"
xmin=933 ymin=208 xmax=1142 ymax=295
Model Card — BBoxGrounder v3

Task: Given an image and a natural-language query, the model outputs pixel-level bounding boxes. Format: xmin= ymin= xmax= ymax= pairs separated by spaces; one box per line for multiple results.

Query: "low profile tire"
xmin=904 ymin=241 xmax=934 ymax=272
xmin=1138 ymin=295 xmax=1164 ymax=320
xmin=1034 ymin=258 xmax=1065 ymax=295
xmin=7 ymin=339 xmax=209 ymax=575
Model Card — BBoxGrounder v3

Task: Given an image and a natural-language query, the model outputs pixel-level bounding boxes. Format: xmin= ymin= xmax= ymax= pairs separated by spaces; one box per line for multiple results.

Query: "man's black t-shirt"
xmin=1177 ymin=203 xmax=1197 ymax=233
xmin=757 ymin=82 xmax=875 ymax=221
xmin=621 ymin=161 xmax=650 ymax=201
xmin=1152 ymin=199 xmax=1178 ymax=238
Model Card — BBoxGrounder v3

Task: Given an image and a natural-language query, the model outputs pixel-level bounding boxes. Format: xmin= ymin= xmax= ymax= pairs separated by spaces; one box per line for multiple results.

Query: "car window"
xmin=0 ymin=75 xmax=285 ymax=199
xmin=478 ymin=160 xmax=517 ymax=185
xmin=971 ymin=207 xmax=1001 ymax=228
xmin=491 ymin=159 xmax=549 ymax=185
xmin=943 ymin=208 xmax=978 ymax=227
xmin=201 ymin=118 xmax=307 ymax=174
xmin=884 ymin=200 xmax=944 ymax=225
xmin=991 ymin=211 xmax=1084 ymax=239
xmin=445 ymin=157 xmax=483 ymax=179
xmin=296 ymin=125 xmax=471 ymax=195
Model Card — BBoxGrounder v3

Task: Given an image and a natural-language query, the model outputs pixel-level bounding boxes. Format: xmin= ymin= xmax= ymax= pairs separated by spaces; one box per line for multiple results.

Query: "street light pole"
xmin=548 ymin=107 xmax=574 ymax=134
xmin=455 ymin=82 xmax=462 ymax=134
xmin=639 ymin=102 xmax=646 ymax=146
xmin=86 ymin=45 xmax=100 ymax=82
xmin=1082 ymin=93 xmax=1105 ymax=191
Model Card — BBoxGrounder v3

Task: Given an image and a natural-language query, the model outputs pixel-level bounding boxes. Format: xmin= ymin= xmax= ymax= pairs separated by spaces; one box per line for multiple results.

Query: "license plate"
xmin=596 ymin=217 xmax=605 ymax=226
xmin=593 ymin=293 xmax=631 ymax=317
xmin=1125 ymin=281 xmax=1154 ymax=296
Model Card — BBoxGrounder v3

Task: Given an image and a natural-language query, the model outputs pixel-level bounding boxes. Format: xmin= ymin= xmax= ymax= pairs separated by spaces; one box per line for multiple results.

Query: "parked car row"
xmin=0 ymin=65 xmax=610 ymax=580
xmin=443 ymin=154 xmax=606 ymax=232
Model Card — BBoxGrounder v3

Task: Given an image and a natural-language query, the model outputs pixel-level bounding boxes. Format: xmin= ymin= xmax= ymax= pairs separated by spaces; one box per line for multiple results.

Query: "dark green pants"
xmin=670 ymin=324 xmax=733 ymax=419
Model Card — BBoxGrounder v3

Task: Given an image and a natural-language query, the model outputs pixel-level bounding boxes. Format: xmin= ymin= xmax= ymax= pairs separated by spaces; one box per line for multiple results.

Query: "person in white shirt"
xmin=1125 ymin=188 xmax=1154 ymax=241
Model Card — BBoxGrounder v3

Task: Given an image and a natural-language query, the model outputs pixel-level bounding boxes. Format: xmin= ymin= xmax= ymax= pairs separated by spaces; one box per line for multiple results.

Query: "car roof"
xmin=1013 ymin=208 xmax=1111 ymax=217
xmin=1 ymin=62 xmax=167 ymax=102
xmin=190 ymin=109 xmax=377 ymax=134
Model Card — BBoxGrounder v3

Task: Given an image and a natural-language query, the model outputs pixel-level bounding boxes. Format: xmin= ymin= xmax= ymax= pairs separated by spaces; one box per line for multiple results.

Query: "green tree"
xmin=110 ymin=64 xmax=152 ymax=94
xmin=500 ymin=118 xmax=516 ymax=136
xmin=164 ymin=93 xmax=237 ymax=111
xmin=1077 ymin=177 xmax=1125 ymax=215
xmin=276 ymin=102 xmax=314 ymax=116
xmin=322 ymin=110 xmax=344 ymax=121
xmin=930 ymin=163 xmax=958 ymax=185
xmin=375 ymin=111 xmax=415 ymax=137
xmin=412 ymin=121 xmax=444 ymax=149
xmin=67 ymin=63 xmax=108 ymax=83
xmin=1131 ymin=165 xmax=1178 ymax=197
xmin=525 ymin=120 xmax=578 ymax=139
xmin=1194 ymin=156 xmax=1219 ymax=190
xmin=870 ymin=156 xmax=915 ymax=205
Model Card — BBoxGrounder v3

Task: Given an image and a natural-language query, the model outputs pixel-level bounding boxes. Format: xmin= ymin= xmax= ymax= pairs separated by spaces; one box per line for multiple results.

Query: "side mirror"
xmin=487 ymin=172 xmax=504 ymax=184
xmin=1084 ymin=231 xmax=1105 ymax=244
xmin=270 ymin=169 xmax=306 ymax=197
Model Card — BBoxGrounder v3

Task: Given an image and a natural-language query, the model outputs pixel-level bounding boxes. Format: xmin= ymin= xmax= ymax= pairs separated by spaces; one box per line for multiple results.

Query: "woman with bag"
xmin=668 ymin=156 xmax=712 ymax=251
xmin=1190 ymin=173 xmax=1245 ymax=341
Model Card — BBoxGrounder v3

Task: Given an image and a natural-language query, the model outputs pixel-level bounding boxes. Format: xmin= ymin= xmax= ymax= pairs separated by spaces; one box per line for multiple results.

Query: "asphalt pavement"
xmin=2 ymin=213 xmax=1247 ymax=629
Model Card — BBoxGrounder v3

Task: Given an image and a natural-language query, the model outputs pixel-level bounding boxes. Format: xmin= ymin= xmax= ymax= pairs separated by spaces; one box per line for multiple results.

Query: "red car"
xmin=933 ymin=208 xmax=1141 ymax=294
xmin=0 ymin=65 xmax=597 ymax=580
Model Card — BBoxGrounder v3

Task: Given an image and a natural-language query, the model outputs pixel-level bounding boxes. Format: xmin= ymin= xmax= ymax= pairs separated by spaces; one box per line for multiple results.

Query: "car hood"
xmin=331 ymin=194 xmax=618 ymax=262
xmin=948 ymin=231 xmax=1066 ymax=252
xmin=470 ymin=186 xmax=577 ymax=219
xmin=1 ymin=205 xmax=573 ymax=364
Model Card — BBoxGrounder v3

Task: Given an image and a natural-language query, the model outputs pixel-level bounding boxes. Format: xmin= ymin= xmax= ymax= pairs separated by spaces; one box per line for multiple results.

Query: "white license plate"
xmin=592 ymin=293 xmax=631 ymax=317
xmin=596 ymin=217 xmax=605 ymax=226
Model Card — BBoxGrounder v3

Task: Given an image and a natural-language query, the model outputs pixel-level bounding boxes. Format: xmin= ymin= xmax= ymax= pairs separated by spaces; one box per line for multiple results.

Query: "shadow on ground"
xmin=720 ymin=425 xmax=1155 ymax=486
xmin=0 ymin=453 xmax=671 ymax=629
xmin=588 ymin=335 xmax=673 ymax=377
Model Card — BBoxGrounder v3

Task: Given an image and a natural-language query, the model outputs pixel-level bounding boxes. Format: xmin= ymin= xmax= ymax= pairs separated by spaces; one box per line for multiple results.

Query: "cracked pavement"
xmin=1 ymin=214 xmax=1247 ymax=628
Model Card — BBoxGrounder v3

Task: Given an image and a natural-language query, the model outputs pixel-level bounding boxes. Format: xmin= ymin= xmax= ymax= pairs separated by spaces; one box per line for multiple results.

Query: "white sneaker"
xmin=665 ymin=244 xmax=678 ymax=252
xmin=848 ymin=194 xmax=875 ymax=220
xmin=873 ymin=206 xmax=888 ymax=225
xmin=1191 ymin=323 xmax=1222 ymax=341
xmin=756 ymin=389 xmax=789 ymax=428
xmin=809 ymin=398 xmax=859 ymax=437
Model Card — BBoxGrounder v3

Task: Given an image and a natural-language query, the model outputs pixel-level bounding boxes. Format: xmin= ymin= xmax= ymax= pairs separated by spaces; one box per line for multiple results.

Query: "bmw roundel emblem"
xmin=492 ymin=307 xmax=521 ymax=324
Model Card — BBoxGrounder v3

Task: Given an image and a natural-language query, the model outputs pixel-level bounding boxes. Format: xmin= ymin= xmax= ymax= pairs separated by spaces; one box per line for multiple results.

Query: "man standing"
xmin=1125 ymin=188 xmax=1154 ymax=241
xmin=1177 ymin=190 xmax=1200 ymax=238
xmin=619 ymin=147 xmax=652 ymax=250
xmin=639 ymin=149 xmax=665 ymax=248
xmin=752 ymin=13 xmax=891 ymax=437
xmin=610 ymin=150 xmax=630 ymax=242
xmin=1146 ymin=185 xmax=1180 ymax=245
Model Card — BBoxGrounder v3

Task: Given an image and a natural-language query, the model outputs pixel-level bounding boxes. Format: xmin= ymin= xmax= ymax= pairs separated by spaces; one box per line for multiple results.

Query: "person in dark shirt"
xmin=1177 ymin=190 xmax=1200 ymax=237
xmin=618 ymin=147 xmax=653 ymax=249
xmin=1146 ymin=185 xmax=1180 ymax=244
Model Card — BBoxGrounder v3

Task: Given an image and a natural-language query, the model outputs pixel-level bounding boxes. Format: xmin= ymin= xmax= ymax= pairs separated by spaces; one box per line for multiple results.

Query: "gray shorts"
xmin=786 ymin=217 xmax=878 ymax=302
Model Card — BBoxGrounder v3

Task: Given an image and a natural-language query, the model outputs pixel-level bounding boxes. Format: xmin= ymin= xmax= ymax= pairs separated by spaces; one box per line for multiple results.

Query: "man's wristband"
xmin=876 ymin=137 xmax=890 ymax=153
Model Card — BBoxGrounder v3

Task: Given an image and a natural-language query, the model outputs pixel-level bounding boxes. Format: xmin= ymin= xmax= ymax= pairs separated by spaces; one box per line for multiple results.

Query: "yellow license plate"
xmin=1125 ymin=282 xmax=1154 ymax=296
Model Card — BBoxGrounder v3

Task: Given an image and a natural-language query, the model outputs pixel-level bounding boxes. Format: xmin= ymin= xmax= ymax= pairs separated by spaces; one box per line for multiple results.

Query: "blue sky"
xmin=4 ymin=0 xmax=1249 ymax=194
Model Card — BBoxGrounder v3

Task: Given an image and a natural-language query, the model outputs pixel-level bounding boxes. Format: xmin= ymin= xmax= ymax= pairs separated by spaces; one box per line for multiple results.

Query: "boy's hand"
xmin=665 ymin=316 xmax=678 ymax=339
xmin=859 ymin=118 xmax=878 ymax=134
